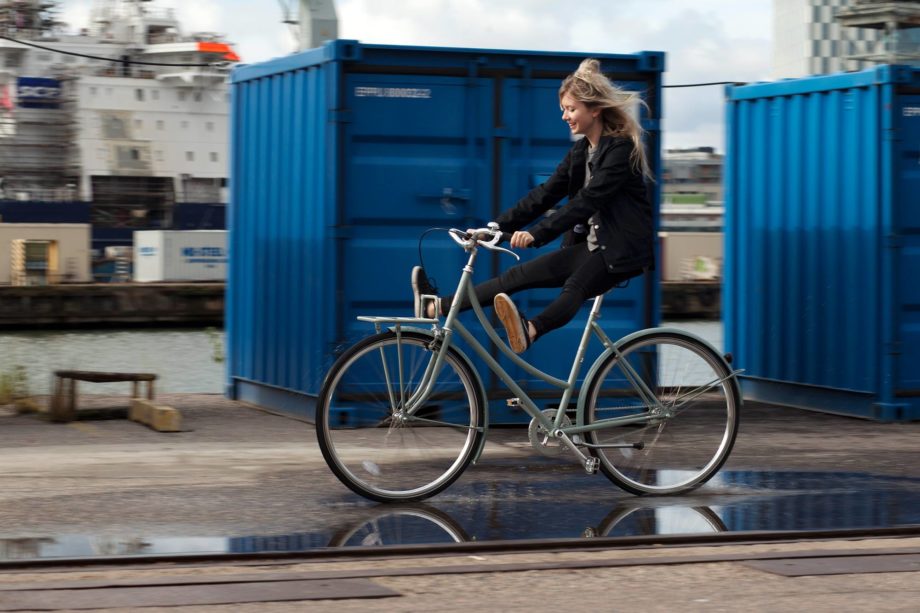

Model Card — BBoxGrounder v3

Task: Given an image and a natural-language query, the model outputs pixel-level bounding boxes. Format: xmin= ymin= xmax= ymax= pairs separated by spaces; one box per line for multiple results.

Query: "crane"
xmin=276 ymin=0 xmax=338 ymax=51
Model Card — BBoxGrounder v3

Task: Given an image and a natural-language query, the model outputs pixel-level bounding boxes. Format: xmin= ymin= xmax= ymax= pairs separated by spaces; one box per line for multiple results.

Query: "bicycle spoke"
xmin=585 ymin=332 xmax=740 ymax=495
xmin=376 ymin=345 xmax=399 ymax=413
xmin=405 ymin=414 xmax=481 ymax=431
xmin=317 ymin=332 xmax=484 ymax=502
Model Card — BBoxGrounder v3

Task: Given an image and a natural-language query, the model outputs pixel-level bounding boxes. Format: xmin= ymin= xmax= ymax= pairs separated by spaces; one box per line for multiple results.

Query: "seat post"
xmin=589 ymin=294 xmax=605 ymax=319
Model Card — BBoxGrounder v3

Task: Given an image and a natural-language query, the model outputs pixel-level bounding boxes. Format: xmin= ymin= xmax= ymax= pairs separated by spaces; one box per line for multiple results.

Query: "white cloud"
xmin=57 ymin=0 xmax=93 ymax=33
xmin=168 ymin=2 xmax=222 ymax=34
xmin=337 ymin=0 xmax=572 ymax=50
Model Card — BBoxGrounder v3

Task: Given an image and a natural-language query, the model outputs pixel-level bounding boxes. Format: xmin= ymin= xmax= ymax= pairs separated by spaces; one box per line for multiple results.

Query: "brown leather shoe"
xmin=494 ymin=293 xmax=531 ymax=353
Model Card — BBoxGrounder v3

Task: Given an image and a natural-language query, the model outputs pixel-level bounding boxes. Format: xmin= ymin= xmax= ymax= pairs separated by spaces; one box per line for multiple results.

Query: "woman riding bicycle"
xmin=413 ymin=58 xmax=655 ymax=353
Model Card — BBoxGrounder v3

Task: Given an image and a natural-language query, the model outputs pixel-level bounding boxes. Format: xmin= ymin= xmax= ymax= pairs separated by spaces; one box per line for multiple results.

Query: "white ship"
xmin=0 ymin=0 xmax=239 ymax=229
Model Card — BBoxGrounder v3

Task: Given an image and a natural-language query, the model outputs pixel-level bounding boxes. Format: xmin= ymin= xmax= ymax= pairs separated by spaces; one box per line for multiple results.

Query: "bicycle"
xmin=316 ymin=224 xmax=742 ymax=502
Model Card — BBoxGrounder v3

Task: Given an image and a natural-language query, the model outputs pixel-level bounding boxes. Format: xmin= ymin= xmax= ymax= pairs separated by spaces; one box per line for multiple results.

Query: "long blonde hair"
xmin=559 ymin=58 xmax=652 ymax=180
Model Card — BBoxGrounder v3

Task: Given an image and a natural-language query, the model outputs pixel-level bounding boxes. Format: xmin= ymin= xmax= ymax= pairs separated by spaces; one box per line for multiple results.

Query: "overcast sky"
xmin=56 ymin=0 xmax=774 ymax=152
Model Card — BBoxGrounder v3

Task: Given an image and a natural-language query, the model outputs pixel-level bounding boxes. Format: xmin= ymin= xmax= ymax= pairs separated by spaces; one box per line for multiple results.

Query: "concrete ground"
xmin=0 ymin=393 xmax=919 ymax=610
xmin=0 ymin=536 xmax=919 ymax=612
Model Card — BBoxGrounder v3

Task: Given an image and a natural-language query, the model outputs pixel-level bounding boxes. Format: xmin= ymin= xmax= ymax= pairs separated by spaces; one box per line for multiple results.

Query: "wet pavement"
xmin=3 ymin=468 xmax=920 ymax=561
xmin=1 ymin=394 xmax=919 ymax=563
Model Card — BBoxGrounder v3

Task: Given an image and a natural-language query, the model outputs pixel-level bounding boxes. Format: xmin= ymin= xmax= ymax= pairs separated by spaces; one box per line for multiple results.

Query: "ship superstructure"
xmin=0 ymin=0 xmax=238 ymax=230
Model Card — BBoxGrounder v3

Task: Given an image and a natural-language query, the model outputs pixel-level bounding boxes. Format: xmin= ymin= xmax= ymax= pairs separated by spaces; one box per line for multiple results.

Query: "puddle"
xmin=3 ymin=469 xmax=920 ymax=561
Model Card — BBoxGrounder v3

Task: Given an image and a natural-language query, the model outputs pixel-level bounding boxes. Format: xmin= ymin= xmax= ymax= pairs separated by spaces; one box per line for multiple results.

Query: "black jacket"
xmin=495 ymin=135 xmax=654 ymax=273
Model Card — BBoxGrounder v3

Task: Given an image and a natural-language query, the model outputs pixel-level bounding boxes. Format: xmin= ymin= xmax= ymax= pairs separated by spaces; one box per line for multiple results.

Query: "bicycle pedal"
xmin=506 ymin=398 xmax=521 ymax=407
xmin=584 ymin=457 xmax=599 ymax=475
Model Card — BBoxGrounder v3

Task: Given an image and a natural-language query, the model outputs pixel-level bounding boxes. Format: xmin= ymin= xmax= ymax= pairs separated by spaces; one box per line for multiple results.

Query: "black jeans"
xmin=441 ymin=243 xmax=643 ymax=340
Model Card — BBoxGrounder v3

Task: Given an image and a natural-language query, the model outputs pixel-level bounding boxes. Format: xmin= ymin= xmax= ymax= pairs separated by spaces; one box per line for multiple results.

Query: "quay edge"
xmin=0 ymin=283 xmax=224 ymax=329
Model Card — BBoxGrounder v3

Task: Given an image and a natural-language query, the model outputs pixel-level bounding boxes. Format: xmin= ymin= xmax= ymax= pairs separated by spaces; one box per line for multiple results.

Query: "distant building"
xmin=661 ymin=147 xmax=723 ymax=205
xmin=772 ymin=0 xmax=920 ymax=78
xmin=836 ymin=0 xmax=920 ymax=65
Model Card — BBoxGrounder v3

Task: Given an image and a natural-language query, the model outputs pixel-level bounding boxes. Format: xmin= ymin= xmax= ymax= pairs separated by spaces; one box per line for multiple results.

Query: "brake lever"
xmin=477 ymin=224 xmax=520 ymax=260
xmin=479 ymin=231 xmax=519 ymax=260
xmin=491 ymin=244 xmax=520 ymax=261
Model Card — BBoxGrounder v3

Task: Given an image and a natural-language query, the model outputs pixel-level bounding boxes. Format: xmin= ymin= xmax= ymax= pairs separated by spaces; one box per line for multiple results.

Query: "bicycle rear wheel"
xmin=316 ymin=331 xmax=484 ymax=502
xmin=584 ymin=331 xmax=740 ymax=495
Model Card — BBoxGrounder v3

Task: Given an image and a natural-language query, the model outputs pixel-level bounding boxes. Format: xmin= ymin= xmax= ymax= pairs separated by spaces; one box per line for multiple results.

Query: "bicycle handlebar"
xmin=448 ymin=224 xmax=519 ymax=260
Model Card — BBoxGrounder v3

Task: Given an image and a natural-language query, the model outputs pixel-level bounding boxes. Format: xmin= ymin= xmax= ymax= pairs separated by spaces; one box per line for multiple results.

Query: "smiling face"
xmin=560 ymin=93 xmax=601 ymax=141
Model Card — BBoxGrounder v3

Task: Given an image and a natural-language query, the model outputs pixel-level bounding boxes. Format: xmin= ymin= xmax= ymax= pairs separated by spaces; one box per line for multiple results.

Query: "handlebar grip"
xmin=466 ymin=228 xmax=510 ymax=242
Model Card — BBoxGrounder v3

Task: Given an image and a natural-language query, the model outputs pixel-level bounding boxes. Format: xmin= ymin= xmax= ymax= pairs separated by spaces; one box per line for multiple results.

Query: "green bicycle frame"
xmin=395 ymin=242 xmax=665 ymax=439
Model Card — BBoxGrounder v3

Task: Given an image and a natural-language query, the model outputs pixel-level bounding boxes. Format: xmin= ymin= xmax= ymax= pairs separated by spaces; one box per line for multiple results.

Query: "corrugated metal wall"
xmin=229 ymin=47 xmax=338 ymax=412
xmin=894 ymin=89 xmax=920 ymax=399
xmin=228 ymin=41 xmax=664 ymax=420
xmin=725 ymin=66 xmax=920 ymax=421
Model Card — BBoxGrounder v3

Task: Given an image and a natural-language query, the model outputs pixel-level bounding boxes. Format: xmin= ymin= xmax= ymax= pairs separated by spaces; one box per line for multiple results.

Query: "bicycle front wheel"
xmin=327 ymin=504 xmax=469 ymax=547
xmin=584 ymin=331 xmax=740 ymax=495
xmin=316 ymin=331 xmax=484 ymax=502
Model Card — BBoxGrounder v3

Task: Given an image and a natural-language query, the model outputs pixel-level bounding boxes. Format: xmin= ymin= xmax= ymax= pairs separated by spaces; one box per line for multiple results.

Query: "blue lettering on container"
xmin=181 ymin=247 xmax=226 ymax=258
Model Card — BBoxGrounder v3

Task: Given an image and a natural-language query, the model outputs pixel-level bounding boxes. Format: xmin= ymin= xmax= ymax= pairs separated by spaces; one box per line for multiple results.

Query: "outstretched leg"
xmin=494 ymin=251 xmax=643 ymax=350
xmin=438 ymin=244 xmax=591 ymax=316
xmin=529 ymin=257 xmax=642 ymax=339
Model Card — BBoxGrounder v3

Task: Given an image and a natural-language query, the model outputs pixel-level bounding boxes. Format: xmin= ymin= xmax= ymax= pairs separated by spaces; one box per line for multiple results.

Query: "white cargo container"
xmin=133 ymin=230 xmax=228 ymax=282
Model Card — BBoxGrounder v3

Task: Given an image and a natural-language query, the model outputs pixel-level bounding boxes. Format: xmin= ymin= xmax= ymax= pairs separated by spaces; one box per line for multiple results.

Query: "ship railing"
xmin=139 ymin=8 xmax=176 ymax=21
xmin=147 ymin=33 xmax=180 ymax=44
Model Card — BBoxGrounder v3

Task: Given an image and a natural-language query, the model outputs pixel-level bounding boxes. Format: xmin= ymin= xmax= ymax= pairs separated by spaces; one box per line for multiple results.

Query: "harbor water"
xmin=0 ymin=328 xmax=227 ymax=396
xmin=0 ymin=320 xmax=721 ymax=397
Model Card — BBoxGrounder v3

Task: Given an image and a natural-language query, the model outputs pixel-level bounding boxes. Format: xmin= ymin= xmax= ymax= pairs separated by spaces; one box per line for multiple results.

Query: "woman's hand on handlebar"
xmin=466 ymin=228 xmax=495 ymax=241
xmin=510 ymin=231 xmax=534 ymax=249
xmin=449 ymin=226 xmax=521 ymax=260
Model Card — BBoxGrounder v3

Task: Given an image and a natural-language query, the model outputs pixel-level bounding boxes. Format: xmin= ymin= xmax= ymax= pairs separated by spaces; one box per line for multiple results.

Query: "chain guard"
xmin=528 ymin=409 xmax=572 ymax=457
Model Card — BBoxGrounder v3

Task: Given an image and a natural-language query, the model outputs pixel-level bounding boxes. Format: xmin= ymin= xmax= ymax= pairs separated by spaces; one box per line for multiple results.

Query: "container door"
xmin=496 ymin=78 xmax=655 ymax=411
xmin=339 ymin=73 xmax=495 ymax=342
xmin=896 ymin=94 xmax=920 ymax=404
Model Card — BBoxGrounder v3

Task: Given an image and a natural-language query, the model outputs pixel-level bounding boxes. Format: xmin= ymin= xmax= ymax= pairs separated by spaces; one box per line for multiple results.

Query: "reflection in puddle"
xmin=325 ymin=506 xmax=469 ymax=548
xmin=3 ymin=470 xmax=920 ymax=561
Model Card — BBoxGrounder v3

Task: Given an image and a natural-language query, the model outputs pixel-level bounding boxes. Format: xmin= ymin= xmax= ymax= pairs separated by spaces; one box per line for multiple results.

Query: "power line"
xmin=2 ymin=34 xmax=746 ymax=86
xmin=664 ymin=81 xmax=747 ymax=88
xmin=0 ymin=34 xmax=230 ymax=68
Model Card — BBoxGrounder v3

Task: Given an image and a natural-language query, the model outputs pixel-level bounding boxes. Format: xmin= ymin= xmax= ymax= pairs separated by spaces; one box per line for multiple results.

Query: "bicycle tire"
xmin=584 ymin=330 xmax=740 ymax=495
xmin=316 ymin=331 xmax=485 ymax=502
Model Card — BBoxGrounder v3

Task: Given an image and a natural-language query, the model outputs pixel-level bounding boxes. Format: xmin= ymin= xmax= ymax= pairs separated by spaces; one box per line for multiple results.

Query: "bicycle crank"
xmin=528 ymin=409 xmax=572 ymax=457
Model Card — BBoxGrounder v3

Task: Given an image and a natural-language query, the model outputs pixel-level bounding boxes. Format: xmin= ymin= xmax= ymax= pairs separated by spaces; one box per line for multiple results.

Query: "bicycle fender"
xmin=575 ymin=327 xmax=733 ymax=425
xmin=388 ymin=326 xmax=491 ymax=464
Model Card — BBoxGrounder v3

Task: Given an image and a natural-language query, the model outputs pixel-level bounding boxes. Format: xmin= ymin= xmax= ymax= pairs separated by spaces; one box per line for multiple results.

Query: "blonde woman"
xmin=413 ymin=58 xmax=654 ymax=352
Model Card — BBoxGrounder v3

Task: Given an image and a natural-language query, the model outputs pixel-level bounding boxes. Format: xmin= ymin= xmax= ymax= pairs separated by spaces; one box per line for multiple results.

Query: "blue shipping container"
xmin=725 ymin=65 xmax=920 ymax=422
xmin=228 ymin=40 xmax=664 ymax=421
